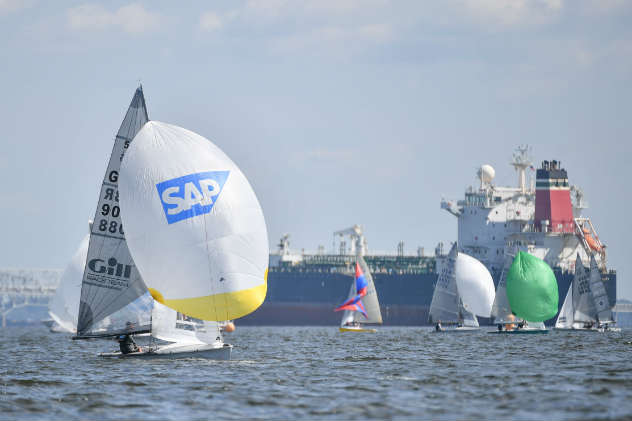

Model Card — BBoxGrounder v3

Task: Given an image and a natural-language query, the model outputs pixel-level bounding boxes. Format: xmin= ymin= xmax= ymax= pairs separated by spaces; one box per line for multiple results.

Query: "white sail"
xmin=490 ymin=252 xmax=514 ymax=323
xmin=119 ymin=121 xmax=269 ymax=321
xmin=429 ymin=243 xmax=461 ymax=323
xmin=454 ymin=252 xmax=495 ymax=317
xmin=76 ymin=87 xmax=150 ymax=336
xmin=572 ymin=255 xmax=596 ymax=324
xmin=344 ymin=256 xmax=382 ymax=325
xmin=340 ymin=281 xmax=357 ymax=327
xmin=48 ymin=234 xmax=89 ymax=333
xmin=151 ymin=301 xmax=222 ymax=346
xmin=555 ymin=284 xmax=573 ymax=329
xmin=588 ymin=254 xmax=612 ymax=322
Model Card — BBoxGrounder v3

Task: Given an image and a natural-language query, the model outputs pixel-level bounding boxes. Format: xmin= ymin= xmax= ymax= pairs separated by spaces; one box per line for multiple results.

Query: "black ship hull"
xmin=238 ymin=268 xmax=617 ymax=326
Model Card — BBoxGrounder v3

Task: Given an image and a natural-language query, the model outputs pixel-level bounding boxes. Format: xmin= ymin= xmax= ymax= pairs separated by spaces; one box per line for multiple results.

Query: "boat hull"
xmin=554 ymin=327 xmax=621 ymax=333
xmin=339 ymin=327 xmax=377 ymax=333
xmin=489 ymin=329 xmax=548 ymax=335
xmin=433 ymin=326 xmax=480 ymax=333
xmin=100 ymin=343 xmax=232 ymax=360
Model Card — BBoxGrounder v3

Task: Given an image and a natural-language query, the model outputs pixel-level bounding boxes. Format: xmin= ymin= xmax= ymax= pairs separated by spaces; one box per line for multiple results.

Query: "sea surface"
xmin=1 ymin=326 xmax=632 ymax=420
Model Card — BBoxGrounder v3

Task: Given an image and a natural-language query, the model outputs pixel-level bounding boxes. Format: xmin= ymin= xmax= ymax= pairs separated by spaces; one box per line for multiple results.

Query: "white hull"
xmin=100 ymin=343 xmax=232 ymax=360
xmin=433 ymin=326 xmax=480 ymax=333
xmin=554 ymin=327 xmax=621 ymax=333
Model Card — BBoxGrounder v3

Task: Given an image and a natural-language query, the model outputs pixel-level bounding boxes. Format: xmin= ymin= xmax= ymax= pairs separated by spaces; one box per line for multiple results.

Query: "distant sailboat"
xmin=74 ymin=88 xmax=268 ymax=359
xmin=429 ymin=243 xmax=495 ymax=332
xmin=48 ymin=234 xmax=89 ymax=333
xmin=491 ymin=251 xmax=558 ymax=334
xmin=335 ymin=256 xmax=382 ymax=332
xmin=555 ymin=254 xmax=619 ymax=332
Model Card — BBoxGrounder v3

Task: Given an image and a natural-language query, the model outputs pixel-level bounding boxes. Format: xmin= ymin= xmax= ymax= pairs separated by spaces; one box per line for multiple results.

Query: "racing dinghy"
xmin=335 ymin=255 xmax=382 ymax=332
xmin=555 ymin=254 xmax=620 ymax=332
xmin=429 ymin=243 xmax=495 ymax=332
xmin=490 ymin=251 xmax=558 ymax=334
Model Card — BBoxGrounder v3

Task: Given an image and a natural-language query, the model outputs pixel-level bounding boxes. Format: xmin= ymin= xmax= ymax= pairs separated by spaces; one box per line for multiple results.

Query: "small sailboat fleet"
xmin=72 ymin=87 xmax=268 ymax=359
xmin=491 ymin=251 xmax=558 ymax=334
xmin=429 ymin=243 xmax=495 ymax=332
xmin=555 ymin=254 xmax=620 ymax=332
xmin=335 ymin=256 xmax=382 ymax=332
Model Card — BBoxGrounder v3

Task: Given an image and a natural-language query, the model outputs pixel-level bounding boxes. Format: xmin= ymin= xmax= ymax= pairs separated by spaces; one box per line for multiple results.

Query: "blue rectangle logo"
xmin=156 ymin=171 xmax=229 ymax=224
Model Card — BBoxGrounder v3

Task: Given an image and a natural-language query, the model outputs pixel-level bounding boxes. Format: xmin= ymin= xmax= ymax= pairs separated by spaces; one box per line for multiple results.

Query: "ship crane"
xmin=333 ymin=225 xmax=367 ymax=256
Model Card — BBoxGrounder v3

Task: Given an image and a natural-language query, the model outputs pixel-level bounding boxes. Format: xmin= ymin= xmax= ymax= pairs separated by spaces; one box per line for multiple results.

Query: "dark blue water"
xmin=1 ymin=326 xmax=632 ymax=420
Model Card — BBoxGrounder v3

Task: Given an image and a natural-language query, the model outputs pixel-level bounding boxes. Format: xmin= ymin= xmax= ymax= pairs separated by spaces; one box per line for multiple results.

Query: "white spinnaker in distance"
xmin=454 ymin=252 xmax=495 ymax=317
xmin=119 ymin=121 xmax=269 ymax=321
xmin=48 ymin=234 xmax=89 ymax=333
xmin=76 ymin=86 xmax=150 ymax=336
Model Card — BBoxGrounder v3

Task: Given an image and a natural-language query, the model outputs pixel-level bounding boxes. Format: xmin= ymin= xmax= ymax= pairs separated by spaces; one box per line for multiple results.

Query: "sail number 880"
xmin=98 ymin=219 xmax=124 ymax=234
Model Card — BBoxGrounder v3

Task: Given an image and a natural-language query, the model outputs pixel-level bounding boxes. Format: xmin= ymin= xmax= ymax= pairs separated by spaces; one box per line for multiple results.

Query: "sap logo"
xmin=88 ymin=257 xmax=132 ymax=278
xmin=156 ymin=171 xmax=229 ymax=224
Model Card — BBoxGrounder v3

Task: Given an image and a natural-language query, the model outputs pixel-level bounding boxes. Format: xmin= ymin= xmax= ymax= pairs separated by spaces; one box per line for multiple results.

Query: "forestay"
xmin=49 ymin=234 xmax=89 ymax=333
xmin=119 ymin=121 xmax=269 ymax=321
xmin=76 ymin=87 xmax=150 ymax=336
xmin=589 ymin=255 xmax=612 ymax=322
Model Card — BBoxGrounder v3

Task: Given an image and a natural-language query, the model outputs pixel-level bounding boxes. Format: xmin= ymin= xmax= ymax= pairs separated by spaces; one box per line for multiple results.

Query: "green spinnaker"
xmin=506 ymin=251 xmax=559 ymax=322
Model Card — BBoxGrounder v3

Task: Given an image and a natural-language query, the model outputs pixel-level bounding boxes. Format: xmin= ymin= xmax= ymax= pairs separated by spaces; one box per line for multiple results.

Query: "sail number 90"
xmin=101 ymin=204 xmax=120 ymax=217
xmin=98 ymin=219 xmax=124 ymax=235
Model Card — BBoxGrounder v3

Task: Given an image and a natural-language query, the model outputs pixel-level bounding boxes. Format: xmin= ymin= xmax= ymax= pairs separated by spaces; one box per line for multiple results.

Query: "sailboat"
xmin=48 ymin=234 xmax=89 ymax=333
xmin=73 ymin=88 xmax=268 ymax=359
xmin=335 ymin=256 xmax=382 ymax=332
xmin=429 ymin=243 xmax=495 ymax=332
xmin=491 ymin=251 xmax=558 ymax=334
xmin=555 ymin=254 xmax=620 ymax=332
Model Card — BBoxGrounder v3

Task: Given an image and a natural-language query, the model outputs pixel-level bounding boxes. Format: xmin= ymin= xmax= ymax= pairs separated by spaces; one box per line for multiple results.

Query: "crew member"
xmin=117 ymin=334 xmax=140 ymax=354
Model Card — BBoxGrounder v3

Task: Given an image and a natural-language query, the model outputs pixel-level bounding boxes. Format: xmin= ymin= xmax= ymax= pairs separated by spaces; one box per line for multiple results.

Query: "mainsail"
xmin=340 ymin=256 xmax=382 ymax=325
xmin=76 ymin=87 xmax=150 ymax=336
xmin=118 ymin=121 xmax=269 ymax=321
xmin=429 ymin=243 xmax=477 ymax=326
xmin=49 ymin=234 xmax=89 ymax=333
xmin=572 ymin=254 xmax=596 ymax=323
xmin=588 ymin=254 xmax=613 ymax=323
xmin=491 ymin=252 xmax=515 ymax=323
xmin=555 ymin=284 xmax=574 ymax=329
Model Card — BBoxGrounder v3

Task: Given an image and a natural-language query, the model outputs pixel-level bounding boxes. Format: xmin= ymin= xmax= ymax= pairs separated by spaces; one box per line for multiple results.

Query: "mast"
xmin=75 ymin=86 xmax=150 ymax=338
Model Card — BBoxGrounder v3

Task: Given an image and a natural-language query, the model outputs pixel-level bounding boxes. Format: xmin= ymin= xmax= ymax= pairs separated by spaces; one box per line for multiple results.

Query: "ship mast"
xmin=511 ymin=145 xmax=532 ymax=194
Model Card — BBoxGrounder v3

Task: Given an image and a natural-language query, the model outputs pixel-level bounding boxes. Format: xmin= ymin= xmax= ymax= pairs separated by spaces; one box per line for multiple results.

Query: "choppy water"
xmin=1 ymin=326 xmax=632 ymax=420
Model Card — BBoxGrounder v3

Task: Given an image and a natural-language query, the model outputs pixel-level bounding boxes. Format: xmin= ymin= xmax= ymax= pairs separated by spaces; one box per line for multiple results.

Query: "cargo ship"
xmin=240 ymin=146 xmax=616 ymax=326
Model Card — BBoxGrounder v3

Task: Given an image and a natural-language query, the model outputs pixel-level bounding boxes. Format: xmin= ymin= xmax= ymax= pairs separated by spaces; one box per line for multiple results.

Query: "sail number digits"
xmin=96 ymin=186 xmax=124 ymax=236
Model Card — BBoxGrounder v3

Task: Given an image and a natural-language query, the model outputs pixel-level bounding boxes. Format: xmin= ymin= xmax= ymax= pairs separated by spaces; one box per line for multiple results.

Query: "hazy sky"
xmin=2 ymin=0 xmax=631 ymax=298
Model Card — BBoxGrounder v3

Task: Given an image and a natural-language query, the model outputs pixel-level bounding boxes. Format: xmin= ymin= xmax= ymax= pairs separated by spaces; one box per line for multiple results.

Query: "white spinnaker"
xmin=76 ymin=87 xmax=149 ymax=335
xmin=151 ymin=301 xmax=222 ymax=346
xmin=119 ymin=121 xmax=269 ymax=321
xmin=49 ymin=234 xmax=89 ymax=333
xmin=572 ymin=255 xmax=596 ymax=323
xmin=353 ymin=256 xmax=382 ymax=324
xmin=429 ymin=243 xmax=460 ymax=323
xmin=555 ymin=285 xmax=573 ymax=329
xmin=588 ymin=255 xmax=612 ymax=322
xmin=454 ymin=252 xmax=495 ymax=317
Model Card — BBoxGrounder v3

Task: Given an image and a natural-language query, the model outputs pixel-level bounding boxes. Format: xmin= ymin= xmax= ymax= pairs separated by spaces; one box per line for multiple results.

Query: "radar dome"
xmin=480 ymin=165 xmax=495 ymax=184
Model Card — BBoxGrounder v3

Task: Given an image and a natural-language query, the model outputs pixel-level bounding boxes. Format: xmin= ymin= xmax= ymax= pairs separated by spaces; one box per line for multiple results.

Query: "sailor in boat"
xmin=117 ymin=322 xmax=141 ymax=354
xmin=435 ymin=320 xmax=443 ymax=332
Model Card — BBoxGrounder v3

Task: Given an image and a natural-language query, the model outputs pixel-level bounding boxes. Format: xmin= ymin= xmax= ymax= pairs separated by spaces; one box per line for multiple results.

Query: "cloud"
xmin=67 ymin=2 xmax=161 ymax=34
xmin=455 ymin=0 xmax=564 ymax=27
xmin=0 ymin=0 xmax=29 ymax=16
xmin=199 ymin=11 xmax=223 ymax=32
